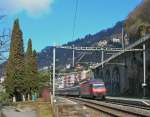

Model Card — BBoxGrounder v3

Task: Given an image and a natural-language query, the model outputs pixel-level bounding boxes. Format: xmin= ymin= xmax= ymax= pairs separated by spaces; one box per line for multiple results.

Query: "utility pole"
xmin=101 ymin=48 xmax=104 ymax=68
xmin=72 ymin=45 xmax=75 ymax=67
xmin=53 ymin=46 xmax=56 ymax=99
xmin=122 ymin=27 xmax=125 ymax=50
xmin=142 ymin=44 xmax=147 ymax=98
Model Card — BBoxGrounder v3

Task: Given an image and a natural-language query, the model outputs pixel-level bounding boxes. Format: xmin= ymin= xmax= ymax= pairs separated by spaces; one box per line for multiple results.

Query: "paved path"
xmin=1 ymin=106 xmax=37 ymax=117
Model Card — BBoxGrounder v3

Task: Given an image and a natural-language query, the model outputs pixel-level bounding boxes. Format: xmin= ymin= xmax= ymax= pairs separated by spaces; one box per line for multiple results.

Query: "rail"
xmin=69 ymin=97 xmax=150 ymax=117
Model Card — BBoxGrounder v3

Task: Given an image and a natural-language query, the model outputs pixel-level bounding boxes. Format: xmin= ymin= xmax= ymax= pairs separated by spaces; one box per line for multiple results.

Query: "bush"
xmin=0 ymin=92 xmax=11 ymax=105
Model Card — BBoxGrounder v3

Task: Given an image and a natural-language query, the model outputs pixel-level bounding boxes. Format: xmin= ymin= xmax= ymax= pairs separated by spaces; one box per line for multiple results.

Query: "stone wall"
xmin=93 ymin=36 xmax=150 ymax=98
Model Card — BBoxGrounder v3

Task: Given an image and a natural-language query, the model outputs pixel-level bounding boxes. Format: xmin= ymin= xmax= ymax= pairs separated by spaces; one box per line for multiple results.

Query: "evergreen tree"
xmin=5 ymin=19 xmax=25 ymax=99
xmin=32 ymin=50 xmax=38 ymax=74
xmin=31 ymin=50 xmax=38 ymax=92
xmin=25 ymin=39 xmax=38 ymax=97
xmin=25 ymin=39 xmax=33 ymax=96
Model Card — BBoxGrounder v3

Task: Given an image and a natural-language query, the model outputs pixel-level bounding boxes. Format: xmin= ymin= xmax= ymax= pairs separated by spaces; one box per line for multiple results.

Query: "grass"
xmin=15 ymin=98 xmax=52 ymax=117
xmin=37 ymin=101 xmax=52 ymax=117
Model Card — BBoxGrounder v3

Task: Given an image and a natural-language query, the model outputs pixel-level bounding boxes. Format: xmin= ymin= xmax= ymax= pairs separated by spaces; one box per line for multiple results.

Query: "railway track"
xmin=69 ymin=97 xmax=150 ymax=117
xmin=104 ymin=99 xmax=150 ymax=111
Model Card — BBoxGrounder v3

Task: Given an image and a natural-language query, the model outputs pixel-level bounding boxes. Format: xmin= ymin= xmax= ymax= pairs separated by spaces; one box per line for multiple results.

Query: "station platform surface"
xmin=106 ymin=96 xmax=150 ymax=106
xmin=54 ymin=96 xmax=104 ymax=117
xmin=55 ymin=96 xmax=77 ymax=105
xmin=53 ymin=97 xmax=85 ymax=117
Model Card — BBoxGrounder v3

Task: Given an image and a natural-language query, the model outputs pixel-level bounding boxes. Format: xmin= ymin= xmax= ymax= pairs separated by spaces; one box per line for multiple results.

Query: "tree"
xmin=125 ymin=0 xmax=150 ymax=41
xmin=38 ymin=70 xmax=51 ymax=94
xmin=31 ymin=50 xmax=38 ymax=92
xmin=24 ymin=39 xmax=33 ymax=97
xmin=5 ymin=19 xmax=25 ymax=101
xmin=25 ymin=39 xmax=38 ymax=98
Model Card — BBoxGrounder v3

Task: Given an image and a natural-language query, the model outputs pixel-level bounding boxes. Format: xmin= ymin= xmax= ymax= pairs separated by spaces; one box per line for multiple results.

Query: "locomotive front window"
xmin=93 ymin=84 xmax=104 ymax=88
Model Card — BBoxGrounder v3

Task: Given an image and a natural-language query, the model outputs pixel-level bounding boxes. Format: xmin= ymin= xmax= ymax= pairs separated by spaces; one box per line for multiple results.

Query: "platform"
xmin=53 ymin=96 xmax=104 ymax=117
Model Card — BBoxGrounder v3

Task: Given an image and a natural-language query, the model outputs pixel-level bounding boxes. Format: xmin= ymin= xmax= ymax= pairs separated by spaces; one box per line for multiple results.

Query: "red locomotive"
xmin=80 ymin=79 xmax=106 ymax=99
xmin=56 ymin=79 xmax=107 ymax=100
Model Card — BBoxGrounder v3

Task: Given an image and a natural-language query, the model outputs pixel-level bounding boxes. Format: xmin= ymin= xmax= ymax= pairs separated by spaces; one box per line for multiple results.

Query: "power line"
xmin=71 ymin=0 xmax=79 ymax=67
xmin=72 ymin=0 xmax=79 ymax=41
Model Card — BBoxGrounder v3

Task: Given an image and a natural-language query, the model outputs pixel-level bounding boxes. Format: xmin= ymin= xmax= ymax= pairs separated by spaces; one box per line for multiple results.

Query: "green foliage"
xmin=38 ymin=71 xmax=51 ymax=88
xmin=125 ymin=0 xmax=150 ymax=41
xmin=37 ymin=70 xmax=52 ymax=95
xmin=5 ymin=19 xmax=39 ymax=101
xmin=5 ymin=19 xmax=25 ymax=97
xmin=0 ymin=92 xmax=11 ymax=105
xmin=30 ymin=50 xmax=38 ymax=92
xmin=25 ymin=39 xmax=38 ymax=95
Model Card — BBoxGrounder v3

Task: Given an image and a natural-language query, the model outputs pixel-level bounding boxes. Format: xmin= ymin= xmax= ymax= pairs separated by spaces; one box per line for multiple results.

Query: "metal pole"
xmin=122 ymin=27 xmax=125 ymax=50
xmin=49 ymin=66 xmax=51 ymax=87
xmin=53 ymin=46 xmax=56 ymax=98
xmin=142 ymin=44 xmax=146 ymax=98
xmin=73 ymin=45 xmax=75 ymax=67
xmin=101 ymin=48 xmax=104 ymax=68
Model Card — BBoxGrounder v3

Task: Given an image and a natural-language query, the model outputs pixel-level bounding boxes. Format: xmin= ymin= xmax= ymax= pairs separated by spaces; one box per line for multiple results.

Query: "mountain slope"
xmin=38 ymin=21 xmax=124 ymax=69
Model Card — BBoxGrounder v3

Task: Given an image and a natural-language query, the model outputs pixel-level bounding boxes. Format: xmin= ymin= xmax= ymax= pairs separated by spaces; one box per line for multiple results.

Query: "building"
xmin=112 ymin=38 xmax=121 ymax=43
xmin=56 ymin=76 xmax=65 ymax=89
xmin=0 ymin=76 xmax=5 ymax=92
xmin=0 ymin=76 xmax=5 ymax=83
xmin=98 ymin=40 xmax=108 ymax=47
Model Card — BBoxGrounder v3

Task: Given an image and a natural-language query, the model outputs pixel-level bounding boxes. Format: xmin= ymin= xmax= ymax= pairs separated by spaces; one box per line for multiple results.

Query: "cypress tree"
xmin=25 ymin=39 xmax=33 ymax=96
xmin=32 ymin=50 xmax=38 ymax=74
xmin=25 ymin=39 xmax=38 ymax=97
xmin=5 ymin=19 xmax=25 ymax=100
xmin=31 ymin=50 xmax=38 ymax=92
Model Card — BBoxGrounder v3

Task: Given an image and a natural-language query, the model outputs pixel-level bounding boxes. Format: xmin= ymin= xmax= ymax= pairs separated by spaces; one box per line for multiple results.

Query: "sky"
xmin=0 ymin=0 xmax=142 ymax=52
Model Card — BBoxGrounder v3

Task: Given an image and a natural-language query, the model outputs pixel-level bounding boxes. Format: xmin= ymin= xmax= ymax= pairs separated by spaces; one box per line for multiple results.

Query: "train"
xmin=56 ymin=79 xmax=107 ymax=100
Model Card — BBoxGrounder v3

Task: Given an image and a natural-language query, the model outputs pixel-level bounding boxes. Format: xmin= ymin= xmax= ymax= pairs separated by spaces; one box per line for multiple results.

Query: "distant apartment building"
xmin=112 ymin=38 xmax=121 ymax=43
xmin=66 ymin=64 xmax=71 ymax=69
xmin=64 ymin=74 xmax=76 ymax=87
xmin=38 ymin=66 xmax=48 ymax=71
xmin=97 ymin=40 xmax=108 ymax=47
xmin=56 ymin=76 xmax=65 ymax=88
xmin=58 ymin=70 xmax=94 ymax=88
xmin=0 ymin=76 xmax=5 ymax=92
xmin=0 ymin=76 xmax=5 ymax=84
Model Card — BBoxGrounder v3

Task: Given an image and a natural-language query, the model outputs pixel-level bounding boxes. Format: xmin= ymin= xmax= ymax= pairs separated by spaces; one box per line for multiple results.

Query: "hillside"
xmin=125 ymin=0 xmax=150 ymax=42
xmin=66 ymin=21 xmax=123 ymax=47
xmin=38 ymin=21 xmax=124 ymax=69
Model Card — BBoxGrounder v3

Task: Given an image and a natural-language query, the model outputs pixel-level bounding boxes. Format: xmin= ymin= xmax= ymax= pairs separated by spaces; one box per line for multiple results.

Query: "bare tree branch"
xmin=0 ymin=15 xmax=10 ymax=61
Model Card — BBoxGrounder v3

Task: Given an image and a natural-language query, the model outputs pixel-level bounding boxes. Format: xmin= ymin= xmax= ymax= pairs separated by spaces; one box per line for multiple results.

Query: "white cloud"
xmin=0 ymin=0 xmax=54 ymax=16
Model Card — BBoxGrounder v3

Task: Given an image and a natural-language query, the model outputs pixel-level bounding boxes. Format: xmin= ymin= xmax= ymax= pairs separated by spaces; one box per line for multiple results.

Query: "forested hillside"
xmin=38 ymin=21 xmax=124 ymax=68
xmin=125 ymin=0 xmax=150 ymax=42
